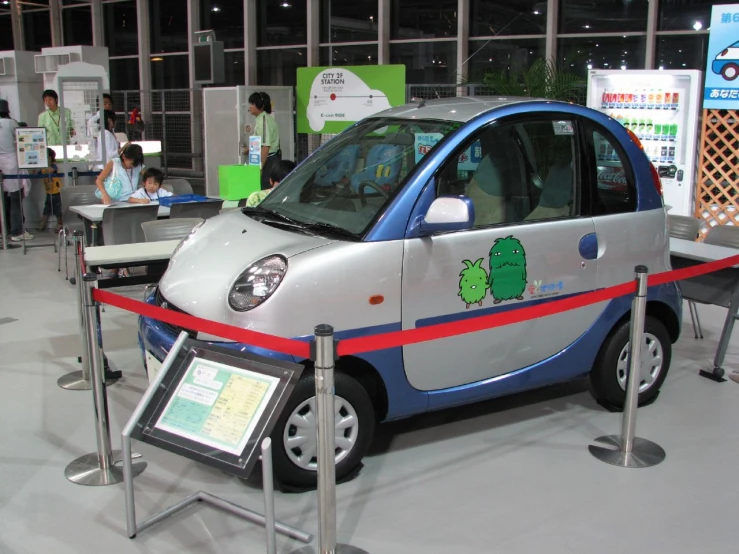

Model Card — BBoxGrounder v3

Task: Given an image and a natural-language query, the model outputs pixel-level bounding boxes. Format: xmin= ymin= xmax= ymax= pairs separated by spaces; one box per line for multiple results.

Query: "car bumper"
xmin=137 ymin=293 xmax=302 ymax=369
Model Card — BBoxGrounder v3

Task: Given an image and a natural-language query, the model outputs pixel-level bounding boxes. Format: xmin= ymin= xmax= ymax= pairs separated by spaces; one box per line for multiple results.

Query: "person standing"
xmin=94 ymin=143 xmax=144 ymax=204
xmin=0 ymin=99 xmax=32 ymax=242
xmin=92 ymin=110 xmax=121 ymax=171
xmin=248 ymin=92 xmax=281 ymax=190
xmin=37 ymin=90 xmax=75 ymax=146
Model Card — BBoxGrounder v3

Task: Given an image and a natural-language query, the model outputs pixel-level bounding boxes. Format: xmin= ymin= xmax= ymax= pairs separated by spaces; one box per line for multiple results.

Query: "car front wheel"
xmin=270 ymin=371 xmax=375 ymax=489
xmin=590 ymin=315 xmax=672 ymax=409
xmin=722 ymin=63 xmax=739 ymax=81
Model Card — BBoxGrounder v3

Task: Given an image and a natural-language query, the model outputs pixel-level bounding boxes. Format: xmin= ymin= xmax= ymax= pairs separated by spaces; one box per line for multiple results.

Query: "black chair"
xmin=169 ymin=200 xmax=224 ymax=220
xmin=141 ymin=218 xmax=204 ymax=242
xmin=58 ymin=185 xmax=99 ymax=279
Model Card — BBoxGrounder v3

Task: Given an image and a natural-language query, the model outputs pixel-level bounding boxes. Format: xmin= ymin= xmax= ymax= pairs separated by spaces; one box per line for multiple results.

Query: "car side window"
xmin=435 ymin=119 xmax=579 ymax=228
xmin=589 ymin=126 xmax=637 ymax=215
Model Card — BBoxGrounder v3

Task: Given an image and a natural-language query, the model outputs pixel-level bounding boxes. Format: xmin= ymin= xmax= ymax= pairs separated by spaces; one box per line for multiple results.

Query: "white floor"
xmin=1 ymin=239 xmax=739 ymax=554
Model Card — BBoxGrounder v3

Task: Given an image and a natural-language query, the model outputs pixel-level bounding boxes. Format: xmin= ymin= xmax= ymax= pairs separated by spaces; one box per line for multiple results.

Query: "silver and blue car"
xmin=140 ymin=97 xmax=681 ymax=487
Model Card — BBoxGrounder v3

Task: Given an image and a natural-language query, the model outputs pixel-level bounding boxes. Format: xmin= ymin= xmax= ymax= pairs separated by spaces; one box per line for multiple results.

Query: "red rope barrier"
xmin=92 ymin=253 xmax=739 ymax=358
xmin=93 ymin=289 xmax=311 ymax=359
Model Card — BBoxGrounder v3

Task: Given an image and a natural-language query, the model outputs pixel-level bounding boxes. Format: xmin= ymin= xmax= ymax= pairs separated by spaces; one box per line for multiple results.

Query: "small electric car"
xmin=712 ymin=42 xmax=739 ymax=81
xmin=140 ymin=97 xmax=681 ymax=487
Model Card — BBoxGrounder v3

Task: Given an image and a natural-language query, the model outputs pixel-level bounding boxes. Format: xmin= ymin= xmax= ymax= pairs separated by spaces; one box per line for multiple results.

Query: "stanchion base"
xmin=730 ymin=373 xmax=739 ymax=384
xmin=57 ymin=370 xmax=118 ymax=390
xmin=699 ymin=368 xmax=727 ymax=383
xmin=588 ymin=435 xmax=666 ymax=468
xmin=65 ymin=450 xmax=146 ymax=486
xmin=290 ymin=544 xmax=370 ymax=553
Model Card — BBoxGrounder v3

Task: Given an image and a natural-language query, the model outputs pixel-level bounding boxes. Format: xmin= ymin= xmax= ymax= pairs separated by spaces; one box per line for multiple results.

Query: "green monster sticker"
xmin=458 ymin=258 xmax=489 ymax=309
xmin=488 ymin=236 xmax=527 ymax=304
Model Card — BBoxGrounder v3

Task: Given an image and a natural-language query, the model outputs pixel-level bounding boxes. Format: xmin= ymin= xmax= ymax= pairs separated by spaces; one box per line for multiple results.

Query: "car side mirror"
xmin=418 ymin=196 xmax=475 ymax=235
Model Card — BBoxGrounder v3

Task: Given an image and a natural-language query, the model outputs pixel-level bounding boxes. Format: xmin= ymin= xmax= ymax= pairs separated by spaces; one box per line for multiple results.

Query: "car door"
xmin=401 ymin=115 xmax=604 ymax=392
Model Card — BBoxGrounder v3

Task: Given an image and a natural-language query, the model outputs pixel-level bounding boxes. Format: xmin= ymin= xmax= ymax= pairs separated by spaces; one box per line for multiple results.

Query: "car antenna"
xmin=410 ymin=96 xmax=426 ymax=108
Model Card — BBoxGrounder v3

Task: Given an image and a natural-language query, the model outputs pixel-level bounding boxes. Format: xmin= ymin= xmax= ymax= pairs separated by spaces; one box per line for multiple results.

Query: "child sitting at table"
xmin=245 ymin=159 xmax=296 ymax=207
xmin=38 ymin=147 xmax=63 ymax=232
xmin=128 ymin=167 xmax=172 ymax=204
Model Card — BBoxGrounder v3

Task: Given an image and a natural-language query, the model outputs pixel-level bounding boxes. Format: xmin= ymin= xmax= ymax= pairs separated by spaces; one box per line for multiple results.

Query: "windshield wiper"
xmin=246 ymin=206 xmax=304 ymax=226
xmin=301 ymin=222 xmax=359 ymax=241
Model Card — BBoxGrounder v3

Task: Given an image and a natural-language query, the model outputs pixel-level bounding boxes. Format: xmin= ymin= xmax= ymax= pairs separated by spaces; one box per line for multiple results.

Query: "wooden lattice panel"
xmin=696 ymin=109 xmax=739 ymax=235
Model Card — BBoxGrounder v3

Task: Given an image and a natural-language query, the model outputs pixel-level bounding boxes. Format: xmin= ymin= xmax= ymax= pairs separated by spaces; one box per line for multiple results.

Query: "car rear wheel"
xmin=589 ymin=315 xmax=672 ymax=409
xmin=270 ymin=371 xmax=375 ymax=489
xmin=722 ymin=63 xmax=739 ymax=81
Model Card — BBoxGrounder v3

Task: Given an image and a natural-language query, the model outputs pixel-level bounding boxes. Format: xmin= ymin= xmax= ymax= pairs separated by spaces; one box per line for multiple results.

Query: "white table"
xmin=85 ymin=240 xmax=180 ymax=289
xmin=670 ymin=237 xmax=739 ymax=380
xmin=70 ymin=203 xmax=171 ymax=223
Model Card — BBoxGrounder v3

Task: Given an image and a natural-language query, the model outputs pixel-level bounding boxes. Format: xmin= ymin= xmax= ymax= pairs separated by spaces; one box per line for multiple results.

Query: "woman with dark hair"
xmin=94 ymin=142 xmax=144 ymax=204
xmin=248 ymin=91 xmax=282 ymax=190
xmin=0 ymin=99 xmax=32 ymax=241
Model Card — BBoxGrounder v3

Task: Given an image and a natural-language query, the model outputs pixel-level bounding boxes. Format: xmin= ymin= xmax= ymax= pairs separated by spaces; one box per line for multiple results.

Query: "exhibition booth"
xmin=5 ymin=4 xmax=739 ymax=553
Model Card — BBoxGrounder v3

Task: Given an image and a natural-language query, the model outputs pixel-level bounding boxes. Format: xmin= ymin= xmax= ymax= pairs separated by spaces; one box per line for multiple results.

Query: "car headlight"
xmin=168 ymin=220 xmax=206 ymax=268
xmin=228 ymin=255 xmax=287 ymax=311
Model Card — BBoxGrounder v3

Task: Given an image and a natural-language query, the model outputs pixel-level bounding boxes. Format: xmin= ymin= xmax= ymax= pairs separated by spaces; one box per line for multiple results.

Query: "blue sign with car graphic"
xmin=705 ymin=3 xmax=739 ymax=108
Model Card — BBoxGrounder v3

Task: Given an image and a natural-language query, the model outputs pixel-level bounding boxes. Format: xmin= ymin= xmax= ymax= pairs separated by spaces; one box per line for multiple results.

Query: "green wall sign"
xmin=297 ymin=65 xmax=406 ymax=134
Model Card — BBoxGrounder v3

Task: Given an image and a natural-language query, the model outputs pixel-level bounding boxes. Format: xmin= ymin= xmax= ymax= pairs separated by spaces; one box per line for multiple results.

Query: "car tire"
xmin=270 ymin=371 xmax=376 ymax=490
xmin=722 ymin=63 xmax=739 ymax=81
xmin=589 ymin=315 xmax=672 ymax=409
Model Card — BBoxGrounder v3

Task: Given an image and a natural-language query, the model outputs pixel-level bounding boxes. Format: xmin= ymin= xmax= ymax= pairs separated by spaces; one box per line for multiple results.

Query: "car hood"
xmin=158 ymin=209 xmax=335 ymax=320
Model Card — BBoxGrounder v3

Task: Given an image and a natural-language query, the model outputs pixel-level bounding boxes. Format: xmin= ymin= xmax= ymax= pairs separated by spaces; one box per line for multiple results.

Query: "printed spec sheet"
xmin=155 ymin=358 xmax=280 ymax=455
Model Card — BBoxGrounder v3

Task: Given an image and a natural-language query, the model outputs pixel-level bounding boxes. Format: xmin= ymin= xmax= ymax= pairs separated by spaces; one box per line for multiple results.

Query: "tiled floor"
xmin=1 ymin=240 xmax=738 ymax=554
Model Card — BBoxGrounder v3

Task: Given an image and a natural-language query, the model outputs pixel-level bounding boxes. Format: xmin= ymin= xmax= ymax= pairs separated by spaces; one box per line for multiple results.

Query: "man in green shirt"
xmin=37 ymin=90 xmax=75 ymax=146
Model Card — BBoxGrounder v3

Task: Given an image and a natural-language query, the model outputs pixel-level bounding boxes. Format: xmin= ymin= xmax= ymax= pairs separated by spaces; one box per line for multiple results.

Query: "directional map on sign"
xmin=297 ymin=65 xmax=406 ymax=134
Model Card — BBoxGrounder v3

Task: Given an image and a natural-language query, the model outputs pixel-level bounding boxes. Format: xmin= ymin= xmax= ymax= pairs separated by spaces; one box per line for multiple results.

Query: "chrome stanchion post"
xmin=65 ymin=273 xmax=140 ymax=485
xmin=0 ymin=173 xmax=7 ymax=250
xmin=58 ymin=231 xmax=94 ymax=390
xmin=262 ymin=438 xmax=277 ymax=554
xmin=589 ymin=266 xmax=666 ymax=468
xmin=292 ymin=325 xmax=369 ymax=554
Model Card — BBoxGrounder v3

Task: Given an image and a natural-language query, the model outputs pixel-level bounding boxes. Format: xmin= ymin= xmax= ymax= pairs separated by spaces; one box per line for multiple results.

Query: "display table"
xmin=85 ymin=240 xmax=180 ymax=289
xmin=70 ymin=203 xmax=171 ymax=223
xmin=670 ymin=237 xmax=739 ymax=379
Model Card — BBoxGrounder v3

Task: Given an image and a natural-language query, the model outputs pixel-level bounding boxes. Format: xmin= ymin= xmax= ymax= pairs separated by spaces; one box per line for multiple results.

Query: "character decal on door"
xmin=488 ymin=235 xmax=527 ymax=304
xmin=458 ymin=258 xmax=489 ymax=309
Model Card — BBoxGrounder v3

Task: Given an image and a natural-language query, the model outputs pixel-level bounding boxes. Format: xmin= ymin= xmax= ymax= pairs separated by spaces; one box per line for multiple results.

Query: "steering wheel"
xmin=358 ymin=180 xmax=390 ymax=207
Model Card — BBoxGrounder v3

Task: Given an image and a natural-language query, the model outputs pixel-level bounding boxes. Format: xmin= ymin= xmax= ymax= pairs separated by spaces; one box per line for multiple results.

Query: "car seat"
xmin=314 ymin=144 xmax=361 ymax=187
xmin=350 ymin=144 xmax=405 ymax=194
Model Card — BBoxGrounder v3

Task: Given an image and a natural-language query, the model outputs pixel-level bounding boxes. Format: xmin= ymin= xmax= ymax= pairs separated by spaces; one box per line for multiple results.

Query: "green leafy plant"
xmin=473 ymin=58 xmax=584 ymax=103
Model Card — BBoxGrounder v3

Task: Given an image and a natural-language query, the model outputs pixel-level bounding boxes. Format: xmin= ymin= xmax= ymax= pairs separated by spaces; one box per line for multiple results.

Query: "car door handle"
xmin=579 ymin=233 xmax=598 ymax=260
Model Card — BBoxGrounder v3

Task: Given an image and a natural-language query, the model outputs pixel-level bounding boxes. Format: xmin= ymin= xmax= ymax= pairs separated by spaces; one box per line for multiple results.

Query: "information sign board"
xmin=16 ymin=127 xmax=48 ymax=169
xmin=133 ymin=341 xmax=303 ymax=478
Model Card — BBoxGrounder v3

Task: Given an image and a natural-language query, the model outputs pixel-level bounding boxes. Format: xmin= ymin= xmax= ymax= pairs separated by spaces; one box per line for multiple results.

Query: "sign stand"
xmin=589 ymin=266 xmax=666 ymax=468
xmin=122 ymin=331 xmax=311 ymax=547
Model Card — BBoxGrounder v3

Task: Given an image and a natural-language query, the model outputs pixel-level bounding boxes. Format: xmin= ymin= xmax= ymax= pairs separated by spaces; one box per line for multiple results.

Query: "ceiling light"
xmin=151 ymin=57 xmax=164 ymax=62
xmin=693 ymin=21 xmax=703 ymax=31
xmin=587 ymin=63 xmax=593 ymax=69
xmin=659 ymin=65 xmax=664 ymax=70
xmin=583 ymin=24 xmax=591 ymax=29
xmin=280 ymin=1 xmax=291 ymax=7
xmin=621 ymin=65 xmax=627 ymax=70
xmin=533 ymin=10 xmax=540 ymax=15
xmin=211 ymin=5 xmax=220 ymax=11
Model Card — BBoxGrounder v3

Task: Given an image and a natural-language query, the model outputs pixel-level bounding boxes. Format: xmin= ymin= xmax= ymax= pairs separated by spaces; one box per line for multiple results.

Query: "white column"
xmin=92 ymin=0 xmax=104 ymax=47
xmin=307 ymin=0 xmax=320 ymax=66
xmin=645 ymin=0 xmax=658 ymax=69
xmin=457 ymin=0 xmax=469 ymax=86
xmin=546 ymin=0 xmax=559 ymax=62
xmin=136 ymin=0 xmax=152 ymax=125
xmin=50 ymin=0 xmax=63 ymax=47
xmin=187 ymin=0 xmax=203 ymax=173
xmin=378 ymin=0 xmax=390 ymax=64
xmin=9 ymin=0 xmax=24 ymax=51
xmin=244 ymin=0 xmax=257 ymax=85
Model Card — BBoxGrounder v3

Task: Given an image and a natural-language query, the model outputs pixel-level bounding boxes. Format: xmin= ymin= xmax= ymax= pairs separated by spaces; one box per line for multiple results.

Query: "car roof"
xmin=369 ymin=96 xmax=563 ymax=124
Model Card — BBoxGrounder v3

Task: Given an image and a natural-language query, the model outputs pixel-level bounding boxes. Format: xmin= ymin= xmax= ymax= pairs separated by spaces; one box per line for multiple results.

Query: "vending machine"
xmin=586 ymin=70 xmax=702 ymax=217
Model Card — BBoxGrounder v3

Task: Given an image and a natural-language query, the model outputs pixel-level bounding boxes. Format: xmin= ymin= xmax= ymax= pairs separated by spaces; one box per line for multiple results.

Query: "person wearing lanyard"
xmin=248 ymin=92 xmax=281 ymax=190
xmin=37 ymin=90 xmax=75 ymax=146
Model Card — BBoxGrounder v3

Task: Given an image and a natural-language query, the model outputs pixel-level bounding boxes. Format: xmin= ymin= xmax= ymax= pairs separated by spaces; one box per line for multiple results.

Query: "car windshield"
xmin=256 ymin=117 xmax=462 ymax=238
